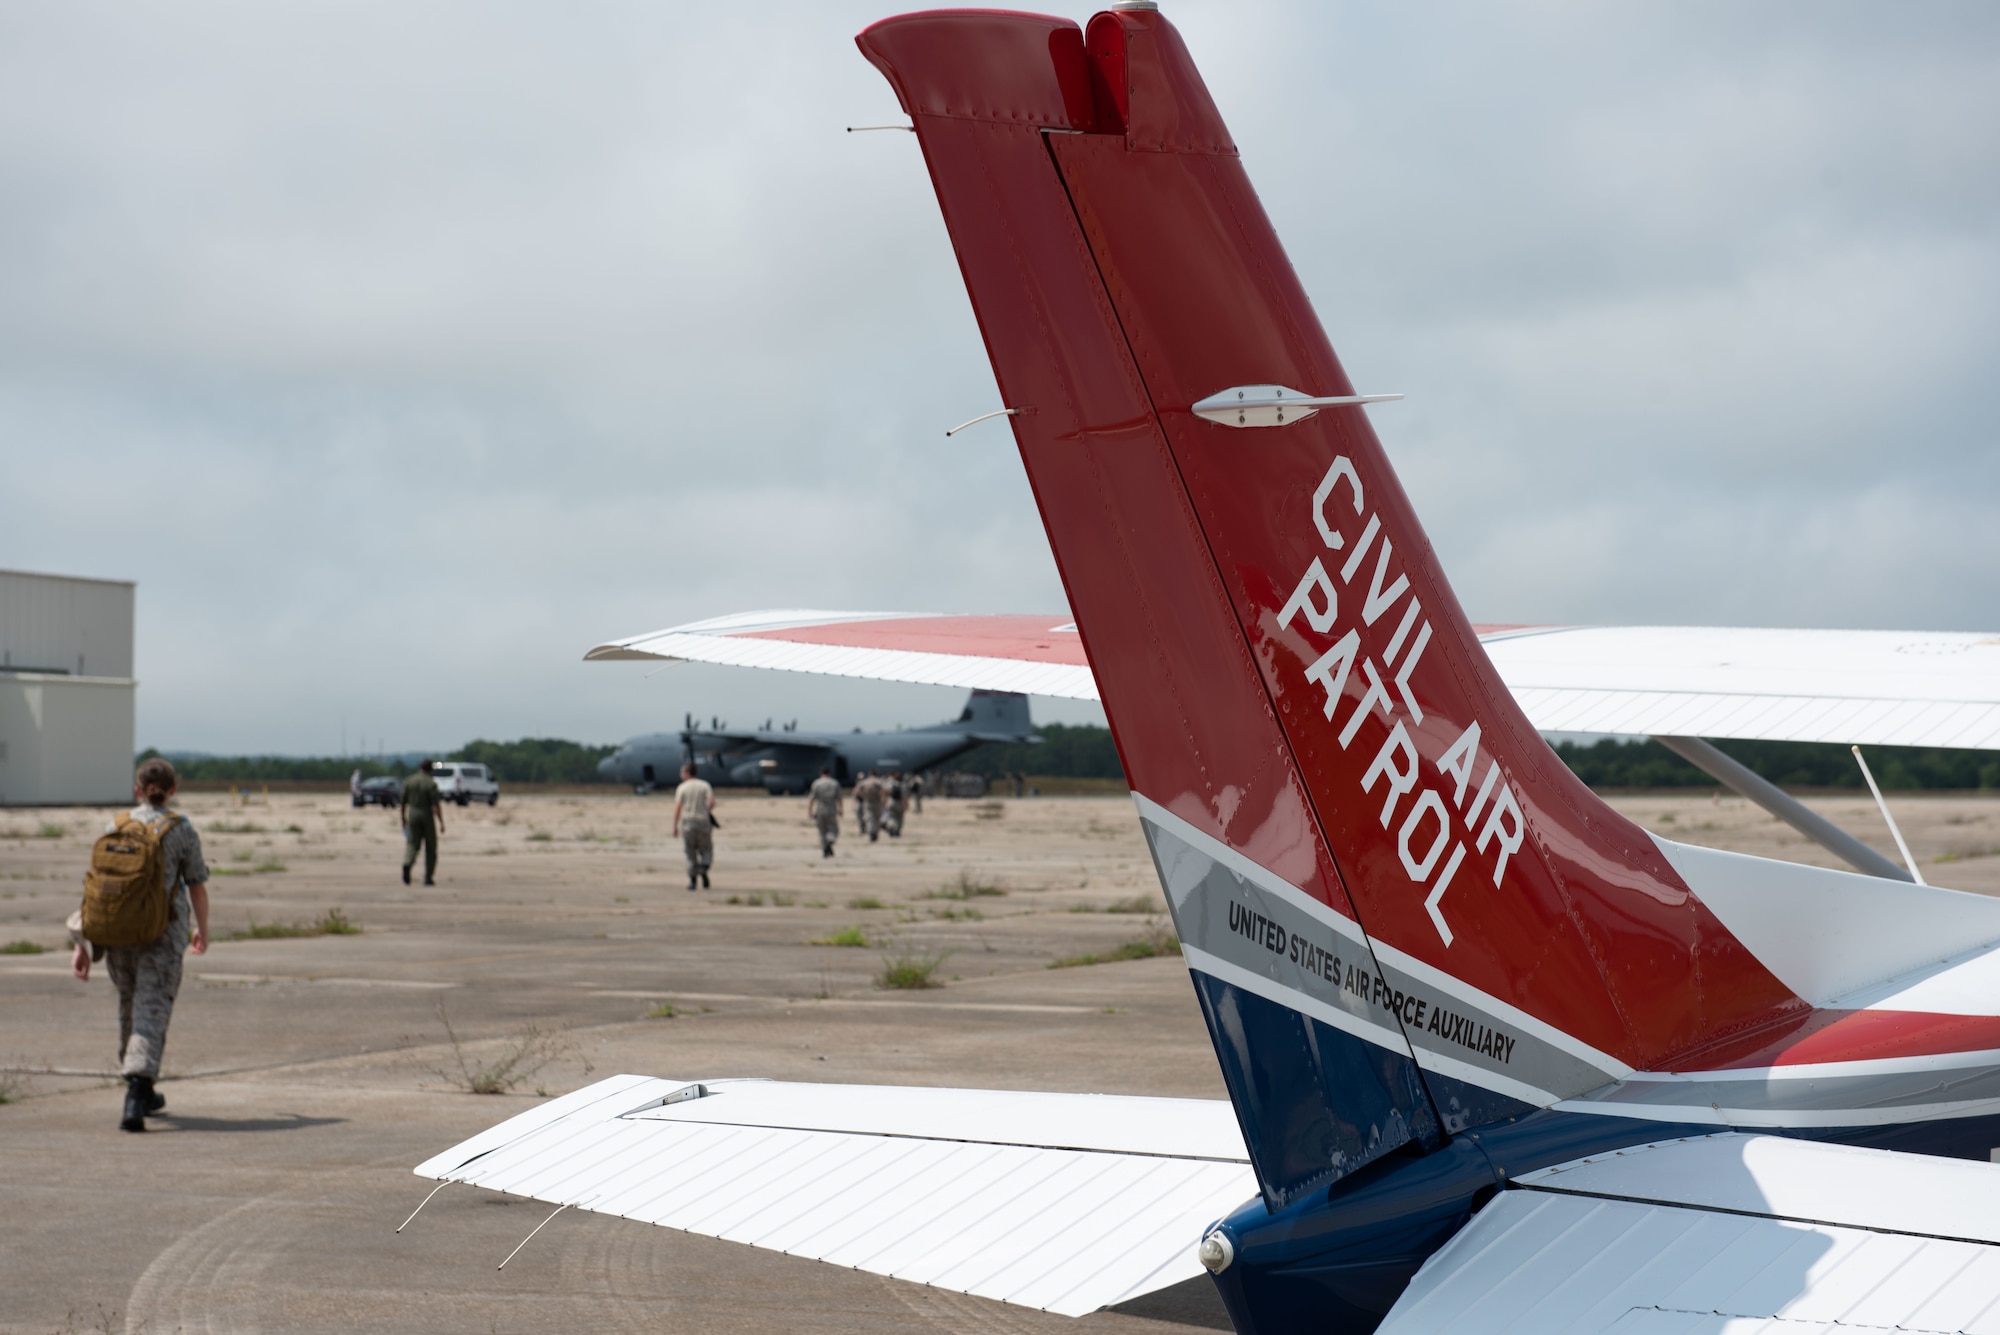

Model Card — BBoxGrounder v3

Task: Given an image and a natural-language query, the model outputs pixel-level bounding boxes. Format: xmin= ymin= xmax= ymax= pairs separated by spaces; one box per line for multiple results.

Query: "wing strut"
xmin=1653 ymin=735 xmax=1909 ymax=880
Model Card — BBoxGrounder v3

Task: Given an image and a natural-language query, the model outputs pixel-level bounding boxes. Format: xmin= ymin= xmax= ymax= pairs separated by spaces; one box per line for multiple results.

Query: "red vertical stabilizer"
xmin=860 ymin=8 xmax=1803 ymax=1196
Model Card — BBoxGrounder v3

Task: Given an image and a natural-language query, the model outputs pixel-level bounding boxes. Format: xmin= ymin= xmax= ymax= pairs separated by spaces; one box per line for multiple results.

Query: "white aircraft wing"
xmin=1379 ymin=1133 xmax=2000 ymax=1335
xmin=412 ymin=1073 xmax=1255 ymax=1318
xmin=585 ymin=610 xmax=1099 ymax=702
xmin=591 ymin=613 xmax=2000 ymax=750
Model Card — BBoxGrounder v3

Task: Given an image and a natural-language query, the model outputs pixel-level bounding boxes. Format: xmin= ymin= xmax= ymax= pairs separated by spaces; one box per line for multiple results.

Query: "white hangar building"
xmin=0 ymin=569 xmax=136 ymax=806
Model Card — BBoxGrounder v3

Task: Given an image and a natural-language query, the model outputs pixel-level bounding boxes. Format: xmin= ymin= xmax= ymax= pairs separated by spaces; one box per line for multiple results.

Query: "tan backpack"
xmin=80 ymin=814 xmax=180 ymax=947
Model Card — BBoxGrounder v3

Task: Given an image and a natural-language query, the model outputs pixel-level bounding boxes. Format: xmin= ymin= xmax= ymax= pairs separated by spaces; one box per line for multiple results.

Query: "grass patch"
xmin=803 ymin=900 xmax=829 ymax=909
xmin=930 ymin=907 xmax=983 ymax=921
xmin=0 ymin=1073 xmax=22 ymax=1104
xmin=524 ymin=831 xmax=553 ymax=843
xmin=212 ymin=859 xmax=287 ymax=877
xmin=924 ymin=869 xmax=1006 ymax=901
xmin=877 ymin=945 xmax=955 ymax=990
xmin=811 ymin=925 xmax=870 ymax=947
xmin=1105 ymin=895 xmax=1160 ymax=914
xmin=1049 ymin=926 xmax=1181 ymax=970
xmin=847 ymin=895 xmax=888 ymax=910
xmin=725 ymin=893 xmax=766 ymax=906
xmin=1 ymin=940 xmax=46 ymax=955
xmin=225 ymin=907 xmax=359 ymax=941
xmin=771 ymin=892 xmax=797 ymax=907
xmin=35 ymin=823 xmax=66 ymax=839
xmin=646 ymin=1001 xmax=677 ymax=1019
xmin=210 ymin=820 xmax=265 ymax=834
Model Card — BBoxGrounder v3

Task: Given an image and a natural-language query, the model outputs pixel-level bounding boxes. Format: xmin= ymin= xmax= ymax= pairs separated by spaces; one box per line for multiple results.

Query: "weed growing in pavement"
xmin=210 ymin=820 xmax=266 ymax=834
xmin=35 ymin=823 xmax=67 ymax=839
xmin=524 ymin=831 xmax=552 ymax=842
xmin=771 ymin=892 xmax=797 ymax=907
xmin=724 ymin=893 xmax=766 ymax=906
xmin=803 ymin=900 xmax=829 ymax=909
xmin=1048 ymin=923 xmax=1181 ymax=970
xmin=0 ymin=1072 xmax=23 ymax=1104
xmin=971 ymin=801 xmax=1005 ymax=822
xmin=877 ymin=942 xmax=954 ymax=990
xmin=847 ymin=895 xmax=887 ymax=910
xmin=930 ymin=907 xmax=983 ymax=922
xmin=811 ymin=925 xmax=869 ymax=947
xmin=1 ymin=940 xmax=46 ymax=954
xmin=432 ymin=1000 xmax=582 ymax=1095
xmin=1104 ymin=895 xmax=1160 ymax=914
xmin=924 ymin=869 xmax=1006 ymax=900
xmin=225 ymin=907 xmax=359 ymax=941
xmin=646 ymin=1002 xmax=677 ymax=1019
xmin=45 ymin=1301 xmax=124 ymax=1333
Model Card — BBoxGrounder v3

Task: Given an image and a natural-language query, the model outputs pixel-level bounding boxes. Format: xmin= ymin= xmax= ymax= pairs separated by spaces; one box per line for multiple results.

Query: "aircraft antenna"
xmin=945 ymin=407 xmax=1019 ymax=437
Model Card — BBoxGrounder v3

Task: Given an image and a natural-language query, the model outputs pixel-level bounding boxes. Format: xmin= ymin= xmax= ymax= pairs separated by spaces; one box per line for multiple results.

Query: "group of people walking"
xmin=63 ymin=756 xmax=943 ymax=1130
xmin=805 ymin=768 xmax=921 ymax=858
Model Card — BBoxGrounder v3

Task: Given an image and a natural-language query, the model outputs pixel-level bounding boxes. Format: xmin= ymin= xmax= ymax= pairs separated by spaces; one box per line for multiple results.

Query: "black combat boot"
xmin=701 ymin=871 xmax=710 ymax=889
xmin=121 ymin=1076 xmax=153 ymax=1133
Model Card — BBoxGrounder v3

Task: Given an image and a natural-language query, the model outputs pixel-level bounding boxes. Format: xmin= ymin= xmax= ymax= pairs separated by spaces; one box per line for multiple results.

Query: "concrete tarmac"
xmin=2 ymin=788 xmax=1994 ymax=1333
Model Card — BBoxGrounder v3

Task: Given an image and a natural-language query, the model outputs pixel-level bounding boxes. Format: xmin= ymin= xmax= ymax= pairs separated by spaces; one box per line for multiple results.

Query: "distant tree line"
xmin=1550 ymin=737 xmax=2000 ymax=791
xmin=137 ymin=738 xmax=616 ymax=786
xmin=140 ymin=730 xmax=2000 ymax=791
xmin=955 ymin=729 xmax=2000 ymax=791
xmin=449 ymin=738 xmax=617 ymax=785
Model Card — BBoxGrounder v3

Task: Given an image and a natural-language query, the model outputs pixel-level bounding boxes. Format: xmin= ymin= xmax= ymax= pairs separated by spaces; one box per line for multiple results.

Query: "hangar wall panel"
xmin=0 ymin=569 xmax=134 ymax=679
xmin=1 ymin=569 xmax=138 ymax=807
xmin=0 ymin=676 xmax=135 ymax=805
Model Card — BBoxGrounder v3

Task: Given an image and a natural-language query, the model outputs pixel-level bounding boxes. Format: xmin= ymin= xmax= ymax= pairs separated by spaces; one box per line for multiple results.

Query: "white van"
xmin=433 ymin=762 xmax=500 ymax=806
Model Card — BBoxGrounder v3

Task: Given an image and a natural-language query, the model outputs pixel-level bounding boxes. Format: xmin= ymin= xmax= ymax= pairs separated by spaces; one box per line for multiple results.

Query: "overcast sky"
xmin=4 ymin=2 xmax=1995 ymax=756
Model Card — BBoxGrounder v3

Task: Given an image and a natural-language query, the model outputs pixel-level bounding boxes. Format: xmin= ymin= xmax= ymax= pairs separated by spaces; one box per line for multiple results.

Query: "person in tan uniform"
xmin=807 ymin=767 xmax=842 ymax=858
xmin=672 ymin=762 xmax=717 ymax=890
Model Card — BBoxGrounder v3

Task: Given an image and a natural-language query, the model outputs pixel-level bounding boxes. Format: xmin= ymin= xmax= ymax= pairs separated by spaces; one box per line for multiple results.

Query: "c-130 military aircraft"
xmin=592 ymin=677 xmax=1040 ymax=795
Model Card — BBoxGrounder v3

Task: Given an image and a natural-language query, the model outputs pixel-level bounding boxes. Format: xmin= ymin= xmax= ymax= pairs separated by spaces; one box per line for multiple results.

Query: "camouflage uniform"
xmin=403 ymin=769 xmax=441 ymax=882
xmin=97 ymin=807 xmax=208 ymax=1080
xmin=884 ymin=774 xmax=907 ymax=838
xmin=808 ymin=774 xmax=841 ymax=857
xmin=857 ymin=774 xmax=886 ymax=842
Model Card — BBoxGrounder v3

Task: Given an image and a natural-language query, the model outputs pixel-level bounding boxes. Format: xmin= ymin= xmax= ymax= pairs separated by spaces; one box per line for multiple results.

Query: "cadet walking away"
xmin=855 ymin=769 xmax=886 ymax=842
xmin=673 ymin=762 xmax=717 ymax=890
xmin=807 ymin=767 xmax=842 ymax=858
xmin=69 ymin=758 xmax=211 ymax=1133
xmin=401 ymin=759 xmax=447 ymax=885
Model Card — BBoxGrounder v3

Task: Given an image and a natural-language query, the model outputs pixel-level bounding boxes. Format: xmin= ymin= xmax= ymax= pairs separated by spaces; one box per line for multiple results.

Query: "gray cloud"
xmin=2 ymin=2 xmax=1994 ymax=753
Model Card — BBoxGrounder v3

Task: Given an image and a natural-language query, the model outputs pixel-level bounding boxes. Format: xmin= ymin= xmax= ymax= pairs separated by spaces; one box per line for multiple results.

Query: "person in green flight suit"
xmin=400 ymin=758 xmax=447 ymax=886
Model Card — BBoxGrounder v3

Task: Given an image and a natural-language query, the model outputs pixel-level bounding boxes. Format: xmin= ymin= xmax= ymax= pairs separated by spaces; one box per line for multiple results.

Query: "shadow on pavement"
xmin=1109 ymin=1276 xmax=1235 ymax=1330
xmin=152 ymin=1113 xmax=347 ymax=1133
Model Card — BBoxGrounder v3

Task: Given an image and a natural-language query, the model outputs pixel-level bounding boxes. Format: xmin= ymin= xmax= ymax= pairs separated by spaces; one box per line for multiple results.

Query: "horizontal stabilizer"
xmin=1381 ymin=1135 xmax=2000 ymax=1335
xmin=415 ymin=1075 xmax=1254 ymax=1318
